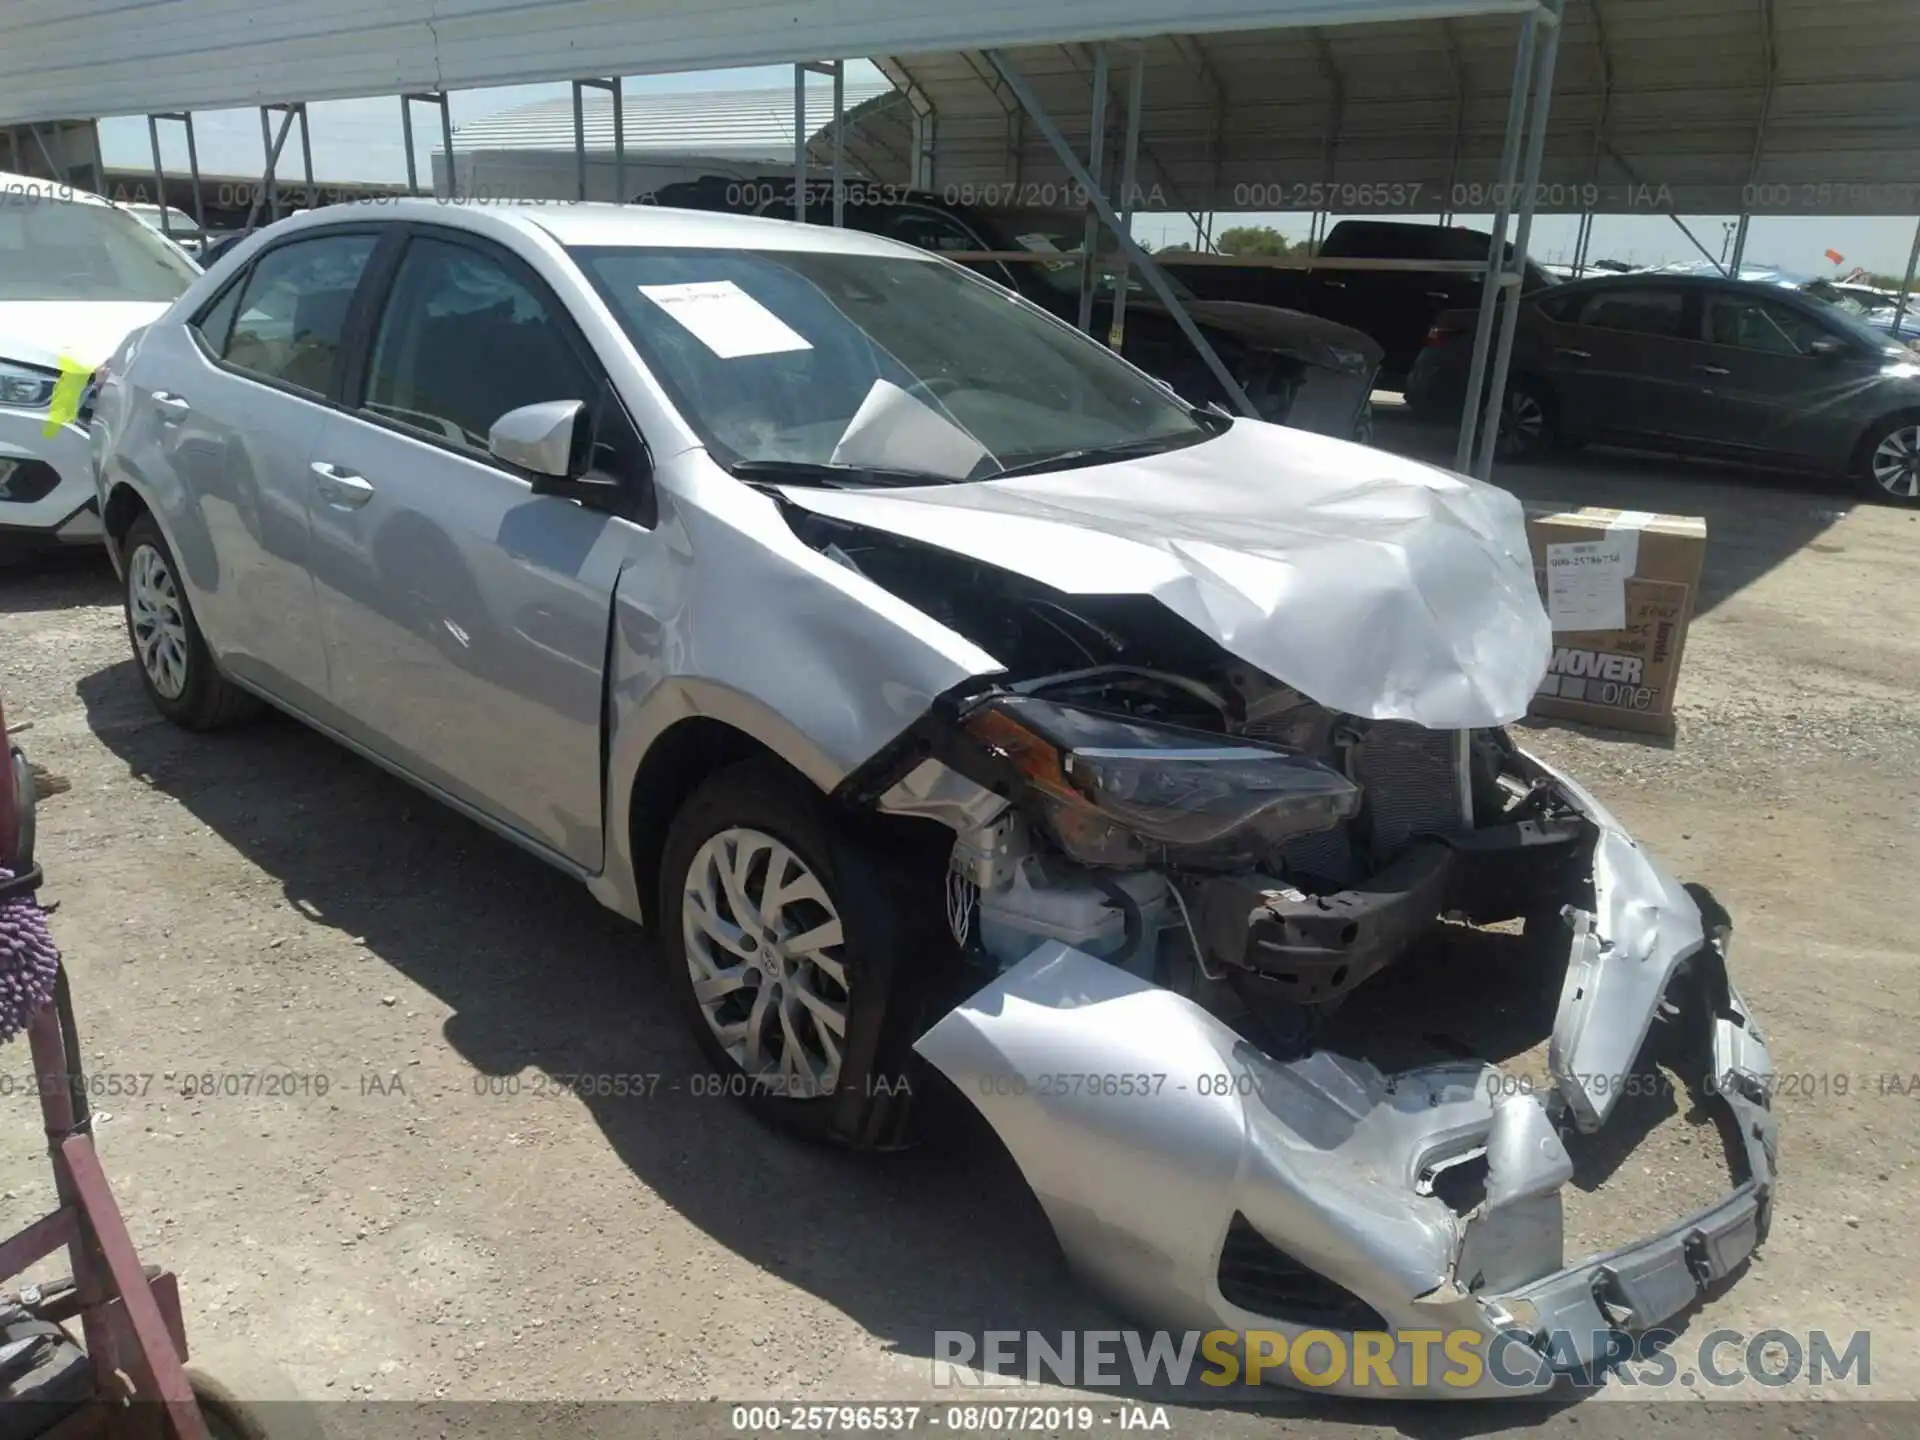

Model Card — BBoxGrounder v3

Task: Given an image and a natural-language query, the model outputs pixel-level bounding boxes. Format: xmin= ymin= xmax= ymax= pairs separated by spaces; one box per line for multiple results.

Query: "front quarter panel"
xmin=595 ymin=454 xmax=1004 ymax=920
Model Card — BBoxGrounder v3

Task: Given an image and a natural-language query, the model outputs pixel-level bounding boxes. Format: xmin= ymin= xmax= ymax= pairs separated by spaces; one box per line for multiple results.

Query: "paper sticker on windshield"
xmin=637 ymin=280 xmax=811 ymax=359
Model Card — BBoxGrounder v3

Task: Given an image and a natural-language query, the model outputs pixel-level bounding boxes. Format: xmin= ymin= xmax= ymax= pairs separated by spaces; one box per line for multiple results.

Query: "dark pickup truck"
xmin=1161 ymin=220 xmax=1557 ymax=387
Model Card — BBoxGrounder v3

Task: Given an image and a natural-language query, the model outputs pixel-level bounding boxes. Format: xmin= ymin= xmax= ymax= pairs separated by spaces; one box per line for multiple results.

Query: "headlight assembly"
xmin=960 ymin=695 xmax=1361 ymax=867
xmin=0 ymin=360 xmax=59 ymax=410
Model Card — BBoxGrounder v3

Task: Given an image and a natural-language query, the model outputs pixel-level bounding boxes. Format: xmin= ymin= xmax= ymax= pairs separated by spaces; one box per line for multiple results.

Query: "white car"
xmin=0 ymin=172 xmax=201 ymax=558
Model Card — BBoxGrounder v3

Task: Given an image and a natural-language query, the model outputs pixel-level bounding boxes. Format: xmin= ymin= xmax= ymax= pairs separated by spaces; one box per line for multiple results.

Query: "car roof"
xmin=1541 ymin=272 xmax=1826 ymax=302
xmin=253 ymin=198 xmax=932 ymax=261
xmin=0 ymin=169 xmax=114 ymax=205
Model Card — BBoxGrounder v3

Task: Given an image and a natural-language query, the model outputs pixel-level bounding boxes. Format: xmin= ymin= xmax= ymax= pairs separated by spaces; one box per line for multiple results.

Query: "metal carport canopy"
xmin=857 ymin=0 xmax=1920 ymax=216
xmin=0 ymin=1 xmax=1533 ymax=128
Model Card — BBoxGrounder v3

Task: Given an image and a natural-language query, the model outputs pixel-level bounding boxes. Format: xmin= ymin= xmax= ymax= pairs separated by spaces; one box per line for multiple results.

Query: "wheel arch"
xmin=101 ymin=479 xmax=154 ymax=567
xmin=624 ymin=716 xmax=808 ymax=930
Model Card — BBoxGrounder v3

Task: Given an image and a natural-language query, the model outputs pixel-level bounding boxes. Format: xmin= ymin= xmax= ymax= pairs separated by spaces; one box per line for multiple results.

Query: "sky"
xmin=96 ymin=62 xmax=1920 ymax=282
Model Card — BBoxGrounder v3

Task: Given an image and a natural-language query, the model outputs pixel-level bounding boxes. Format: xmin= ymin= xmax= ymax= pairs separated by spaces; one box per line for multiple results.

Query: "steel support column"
xmin=832 ymin=60 xmax=846 ymax=227
xmin=401 ymin=92 xmax=456 ymax=200
xmin=243 ymin=104 xmax=299 ymax=235
xmin=1077 ymin=46 xmax=1111 ymax=336
xmin=1472 ymin=0 xmax=1564 ymax=481
xmin=1892 ymin=216 xmax=1920 ymax=340
xmin=984 ymin=49 xmax=1255 ymax=417
xmin=793 ymin=65 xmax=807 ymax=221
xmin=1454 ymin=8 xmax=1543 ymax=472
xmin=1730 ymin=0 xmax=1777 ymax=279
xmin=1108 ymin=50 xmax=1146 ymax=350
xmin=144 ymin=112 xmax=205 ymax=238
xmin=568 ymin=78 xmax=627 ymax=205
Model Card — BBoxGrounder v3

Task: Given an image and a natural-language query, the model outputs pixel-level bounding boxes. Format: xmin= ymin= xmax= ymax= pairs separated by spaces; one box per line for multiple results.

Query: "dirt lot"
xmin=1 ymin=426 xmax=1916 ymax=1436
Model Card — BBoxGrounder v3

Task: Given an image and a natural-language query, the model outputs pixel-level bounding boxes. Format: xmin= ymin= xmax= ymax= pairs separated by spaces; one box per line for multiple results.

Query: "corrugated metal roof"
xmin=5 ymin=0 xmax=1912 ymax=216
xmin=448 ymin=80 xmax=894 ymax=161
xmin=849 ymin=0 xmax=1920 ymax=215
xmin=0 ymin=0 xmax=1533 ymax=127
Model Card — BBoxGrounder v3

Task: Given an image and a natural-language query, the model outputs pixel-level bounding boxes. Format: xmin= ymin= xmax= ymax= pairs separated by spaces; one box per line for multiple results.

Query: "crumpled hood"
xmin=778 ymin=420 xmax=1552 ymax=728
xmin=0 ymin=301 xmax=170 ymax=372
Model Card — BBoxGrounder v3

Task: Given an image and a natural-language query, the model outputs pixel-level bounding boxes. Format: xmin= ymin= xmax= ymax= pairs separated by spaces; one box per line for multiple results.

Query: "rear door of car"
xmin=303 ymin=224 xmax=652 ymax=867
xmin=1547 ymin=283 xmax=1697 ymax=440
xmin=1679 ymin=289 xmax=1882 ymax=461
xmin=114 ymin=227 xmax=382 ymax=711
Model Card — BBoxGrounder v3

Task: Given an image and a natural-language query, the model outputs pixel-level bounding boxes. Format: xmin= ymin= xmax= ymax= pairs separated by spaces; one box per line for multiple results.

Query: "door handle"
xmin=1426 ymin=290 xmax=1453 ymax=300
xmin=1320 ymin=279 xmax=1347 ymax=289
xmin=1693 ymin=364 xmax=1731 ymax=376
xmin=151 ymin=391 xmax=190 ymax=415
xmin=309 ymin=461 xmax=376 ymax=509
xmin=1555 ymin=347 xmax=1593 ymax=359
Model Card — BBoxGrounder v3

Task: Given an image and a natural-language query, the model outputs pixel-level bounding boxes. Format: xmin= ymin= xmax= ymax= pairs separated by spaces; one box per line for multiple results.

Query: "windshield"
xmin=573 ymin=245 xmax=1208 ymax=482
xmin=0 ymin=192 xmax=200 ymax=302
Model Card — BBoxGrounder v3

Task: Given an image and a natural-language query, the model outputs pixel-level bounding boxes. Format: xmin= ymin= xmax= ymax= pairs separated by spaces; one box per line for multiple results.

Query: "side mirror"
xmin=489 ymin=399 xmax=587 ymax=477
xmin=1807 ymin=337 xmax=1848 ymax=359
xmin=489 ymin=399 xmax=623 ymax=506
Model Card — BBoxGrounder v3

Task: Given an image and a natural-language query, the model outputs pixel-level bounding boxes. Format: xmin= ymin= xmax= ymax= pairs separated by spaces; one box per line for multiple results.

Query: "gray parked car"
xmin=89 ymin=202 xmax=1775 ymax=1394
xmin=1407 ymin=272 xmax=1920 ymax=501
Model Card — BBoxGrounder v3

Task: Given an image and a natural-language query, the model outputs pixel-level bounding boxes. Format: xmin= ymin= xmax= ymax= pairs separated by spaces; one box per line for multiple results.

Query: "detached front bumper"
xmin=0 ymin=412 xmax=103 ymax=548
xmin=914 ymin=756 xmax=1777 ymax=1398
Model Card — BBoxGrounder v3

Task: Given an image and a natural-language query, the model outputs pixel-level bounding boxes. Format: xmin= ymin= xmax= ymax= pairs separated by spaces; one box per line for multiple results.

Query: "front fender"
xmin=591 ymin=466 xmax=1004 ymax=920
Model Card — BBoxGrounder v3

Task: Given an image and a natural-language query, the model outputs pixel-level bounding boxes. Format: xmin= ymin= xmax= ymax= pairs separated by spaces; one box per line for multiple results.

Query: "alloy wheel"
xmin=681 ymin=826 xmax=851 ymax=1097
xmin=128 ymin=543 xmax=189 ymax=699
xmin=1498 ymin=389 xmax=1546 ymax=458
xmin=1870 ymin=424 xmax=1920 ymax=499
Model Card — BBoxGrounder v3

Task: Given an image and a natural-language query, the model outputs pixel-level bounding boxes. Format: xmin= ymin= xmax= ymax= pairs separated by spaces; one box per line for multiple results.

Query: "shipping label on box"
xmin=1524 ymin=505 xmax=1707 ymax=736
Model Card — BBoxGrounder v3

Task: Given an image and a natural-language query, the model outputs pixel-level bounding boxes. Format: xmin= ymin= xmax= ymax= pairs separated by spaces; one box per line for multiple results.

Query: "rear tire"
xmin=121 ymin=514 xmax=262 ymax=731
xmin=657 ymin=759 xmax=955 ymax=1148
xmin=1495 ymin=378 xmax=1556 ymax=463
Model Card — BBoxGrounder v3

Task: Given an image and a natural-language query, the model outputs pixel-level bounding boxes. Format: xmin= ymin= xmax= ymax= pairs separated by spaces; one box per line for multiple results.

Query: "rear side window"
xmin=361 ymin=235 xmax=595 ymax=455
xmin=221 ymin=234 xmax=378 ymax=394
xmin=1575 ymin=288 xmax=1685 ymax=337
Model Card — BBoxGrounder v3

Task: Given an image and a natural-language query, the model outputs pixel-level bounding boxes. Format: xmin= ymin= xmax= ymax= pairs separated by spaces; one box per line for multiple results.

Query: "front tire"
xmin=121 ymin=514 xmax=261 ymax=730
xmin=658 ymin=759 xmax=953 ymax=1147
xmin=1858 ymin=415 xmax=1920 ymax=503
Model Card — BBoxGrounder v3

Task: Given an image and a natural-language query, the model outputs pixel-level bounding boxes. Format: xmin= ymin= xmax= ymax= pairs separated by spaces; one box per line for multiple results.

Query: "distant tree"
xmin=1156 ymin=240 xmax=1194 ymax=254
xmin=1215 ymin=225 xmax=1315 ymax=260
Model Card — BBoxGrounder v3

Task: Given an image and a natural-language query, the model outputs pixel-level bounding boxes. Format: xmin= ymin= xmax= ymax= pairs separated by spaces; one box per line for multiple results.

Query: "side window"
xmin=191 ymin=278 xmax=244 ymax=355
xmin=1534 ymin=291 xmax=1583 ymax=323
xmin=362 ymin=236 xmax=595 ymax=456
xmin=1705 ymin=297 xmax=1831 ymax=356
xmin=222 ymin=234 xmax=378 ymax=394
xmin=1575 ymin=288 xmax=1685 ymax=338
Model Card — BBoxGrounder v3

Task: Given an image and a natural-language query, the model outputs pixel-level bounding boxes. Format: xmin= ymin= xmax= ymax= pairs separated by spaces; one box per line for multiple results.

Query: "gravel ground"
xmin=0 ymin=431 xmax=1916 ymax=1437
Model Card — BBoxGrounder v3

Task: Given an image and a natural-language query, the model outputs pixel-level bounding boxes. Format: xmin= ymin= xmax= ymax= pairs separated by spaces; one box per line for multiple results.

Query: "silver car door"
xmin=114 ymin=230 xmax=380 ymax=711
xmin=304 ymin=229 xmax=646 ymax=868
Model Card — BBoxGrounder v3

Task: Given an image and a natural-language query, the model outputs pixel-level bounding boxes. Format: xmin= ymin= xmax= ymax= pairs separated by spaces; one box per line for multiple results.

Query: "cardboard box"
xmin=1524 ymin=505 xmax=1706 ymax=736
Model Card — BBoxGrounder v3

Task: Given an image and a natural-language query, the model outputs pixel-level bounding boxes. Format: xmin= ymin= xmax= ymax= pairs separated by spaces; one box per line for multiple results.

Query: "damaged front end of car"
xmin=772 ymin=451 xmax=1776 ymax=1397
